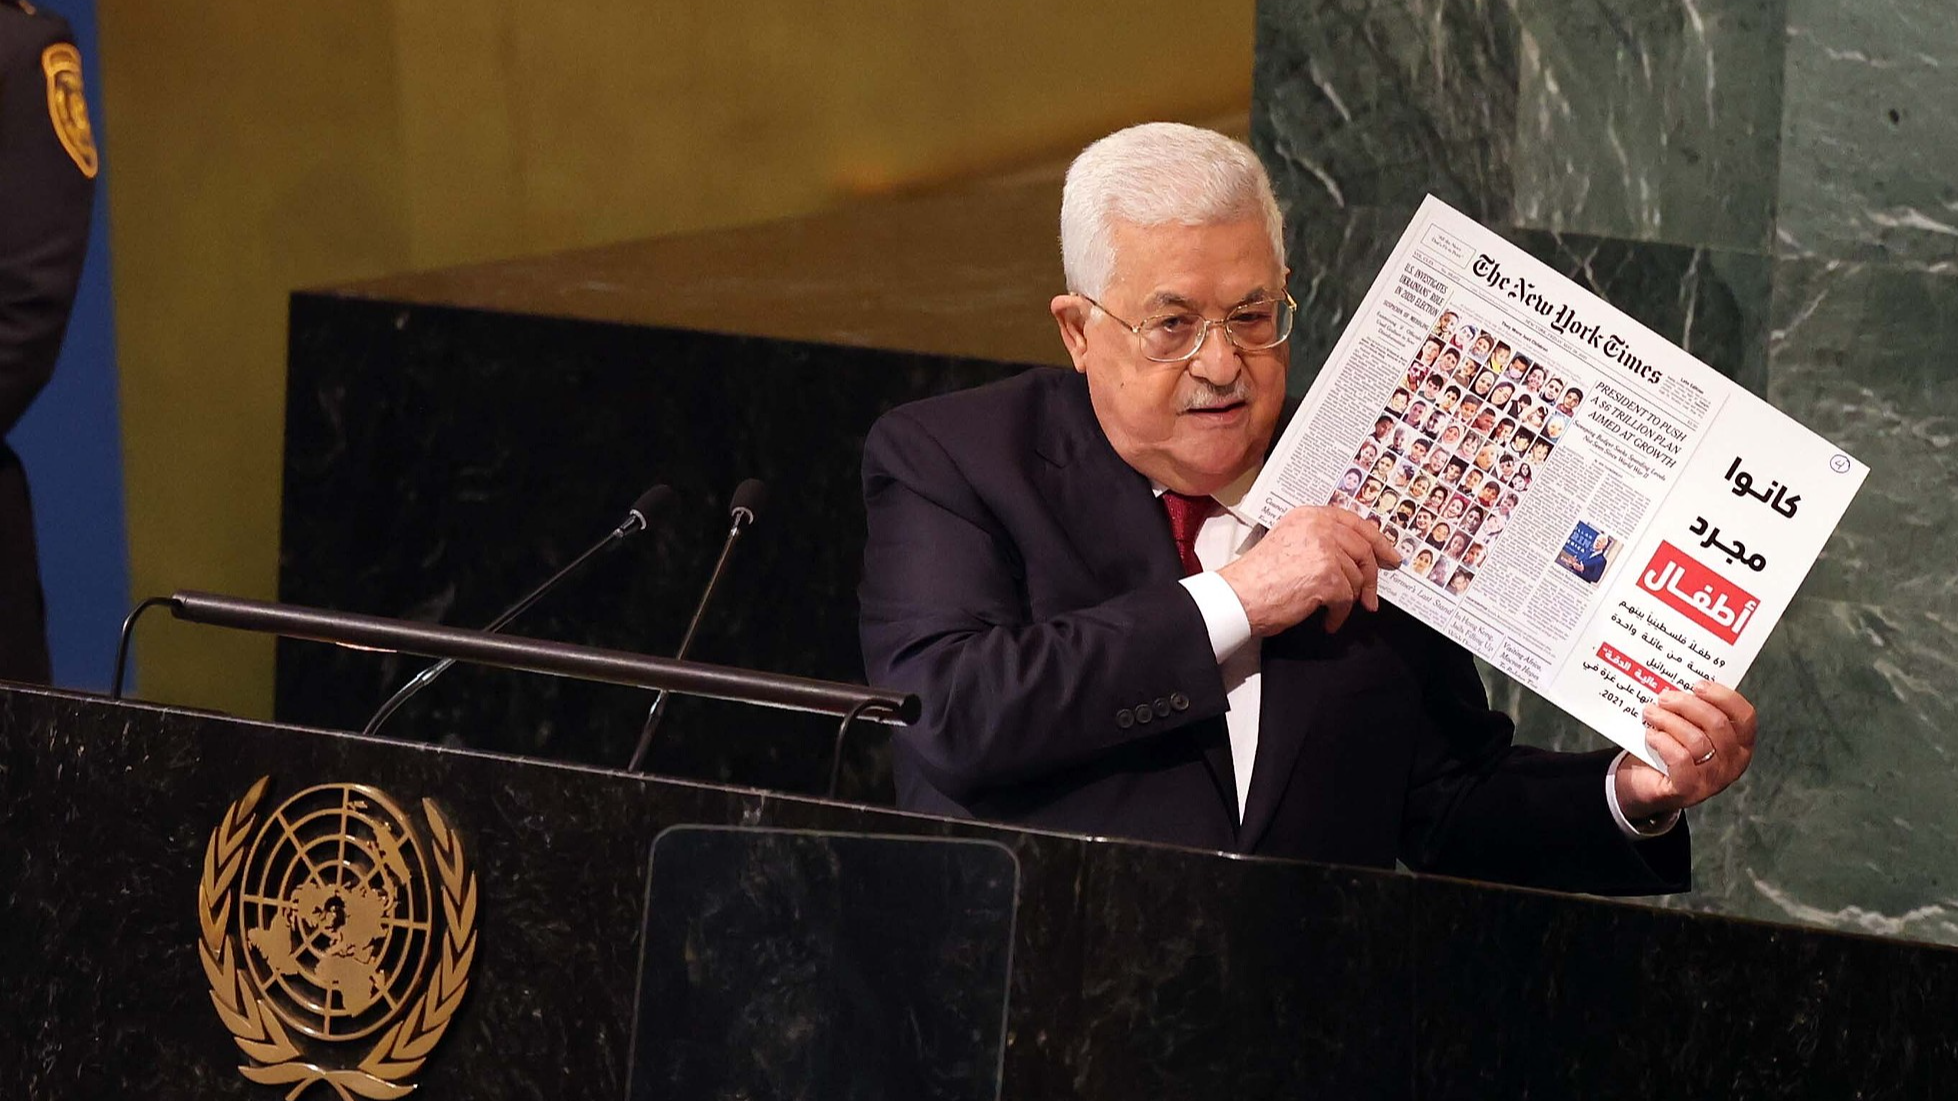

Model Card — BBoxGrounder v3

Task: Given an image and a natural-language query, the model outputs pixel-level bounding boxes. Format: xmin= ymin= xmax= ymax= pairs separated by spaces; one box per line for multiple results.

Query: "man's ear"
xmin=1050 ymin=295 xmax=1091 ymax=373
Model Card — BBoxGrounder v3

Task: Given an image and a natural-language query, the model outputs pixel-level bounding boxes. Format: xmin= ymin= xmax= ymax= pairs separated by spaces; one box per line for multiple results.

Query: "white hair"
xmin=1060 ymin=122 xmax=1285 ymax=299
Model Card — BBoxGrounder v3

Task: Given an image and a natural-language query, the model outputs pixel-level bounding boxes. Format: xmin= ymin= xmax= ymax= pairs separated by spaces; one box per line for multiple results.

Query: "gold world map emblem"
xmin=199 ymin=778 xmax=477 ymax=1098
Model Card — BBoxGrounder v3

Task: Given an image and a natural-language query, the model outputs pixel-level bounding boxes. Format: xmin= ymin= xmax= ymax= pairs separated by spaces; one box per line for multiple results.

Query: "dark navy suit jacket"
xmin=860 ymin=368 xmax=1686 ymax=894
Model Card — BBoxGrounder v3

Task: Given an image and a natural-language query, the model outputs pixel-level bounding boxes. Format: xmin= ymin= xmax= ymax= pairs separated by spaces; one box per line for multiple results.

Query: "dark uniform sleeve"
xmin=0 ymin=8 xmax=95 ymax=434
xmin=859 ymin=406 xmax=1230 ymax=804
xmin=1398 ymin=634 xmax=1691 ymax=896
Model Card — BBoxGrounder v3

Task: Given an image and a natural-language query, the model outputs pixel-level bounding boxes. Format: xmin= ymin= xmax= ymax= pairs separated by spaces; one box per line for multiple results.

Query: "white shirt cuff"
xmin=1178 ymin=571 xmax=1254 ymax=663
xmin=1605 ymin=750 xmax=1681 ymax=839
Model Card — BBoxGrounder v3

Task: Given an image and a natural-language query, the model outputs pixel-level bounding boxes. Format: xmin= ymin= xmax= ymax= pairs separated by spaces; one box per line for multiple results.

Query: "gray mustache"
xmin=1181 ymin=380 xmax=1253 ymax=412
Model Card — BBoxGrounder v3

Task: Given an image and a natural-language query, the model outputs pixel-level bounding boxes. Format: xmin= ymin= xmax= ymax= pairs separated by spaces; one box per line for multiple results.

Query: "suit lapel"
xmin=1033 ymin=371 xmax=1242 ymax=824
xmin=1236 ymin=626 xmax=1320 ymax=850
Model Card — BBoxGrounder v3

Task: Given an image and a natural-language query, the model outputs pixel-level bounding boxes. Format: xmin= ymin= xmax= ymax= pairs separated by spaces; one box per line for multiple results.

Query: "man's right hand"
xmin=1217 ymin=507 xmax=1401 ymax=636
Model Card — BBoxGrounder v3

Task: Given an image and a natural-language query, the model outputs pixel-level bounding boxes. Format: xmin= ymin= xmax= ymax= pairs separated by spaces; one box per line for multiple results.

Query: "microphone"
xmin=627 ymin=478 xmax=766 ymax=771
xmin=358 ymin=482 xmax=674 ymax=739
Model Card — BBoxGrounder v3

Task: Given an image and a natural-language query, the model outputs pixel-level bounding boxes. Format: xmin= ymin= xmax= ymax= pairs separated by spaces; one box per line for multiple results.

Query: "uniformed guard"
xmin=1 ymin=0 xmax=97 ymax=682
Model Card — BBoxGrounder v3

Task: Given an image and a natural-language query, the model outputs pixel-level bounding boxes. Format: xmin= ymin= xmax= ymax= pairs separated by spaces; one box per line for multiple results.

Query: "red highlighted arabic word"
xmin=1637 ymin=541 xmax=1759 ymax=645
xmin=1595 ymin=641 xmax=1678 ymax=695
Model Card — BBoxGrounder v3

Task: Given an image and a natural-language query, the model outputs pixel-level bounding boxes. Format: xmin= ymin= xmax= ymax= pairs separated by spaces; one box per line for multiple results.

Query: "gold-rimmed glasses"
xmin=1080 ymin=292 xmax=1297 ymax=363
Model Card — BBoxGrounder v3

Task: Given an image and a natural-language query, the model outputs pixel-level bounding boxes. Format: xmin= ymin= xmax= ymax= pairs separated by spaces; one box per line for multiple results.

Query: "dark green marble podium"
xmin=4 ymin=683 xmax=1953 ymax=1099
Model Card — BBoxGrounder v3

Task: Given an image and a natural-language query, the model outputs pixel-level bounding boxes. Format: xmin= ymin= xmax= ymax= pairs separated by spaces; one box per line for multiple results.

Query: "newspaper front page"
xmin=1247 ymin=196 xmax=1869 ymax=769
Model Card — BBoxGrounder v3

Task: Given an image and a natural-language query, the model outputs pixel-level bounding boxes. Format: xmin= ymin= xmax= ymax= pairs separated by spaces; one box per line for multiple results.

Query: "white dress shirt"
xmin=1158 ymin=469 xmax=1675 ymax=838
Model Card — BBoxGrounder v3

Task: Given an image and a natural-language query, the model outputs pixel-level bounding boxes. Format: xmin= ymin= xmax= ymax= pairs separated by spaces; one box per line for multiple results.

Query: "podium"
xmin=3 ymin=683 xmax=1952 ymax=1098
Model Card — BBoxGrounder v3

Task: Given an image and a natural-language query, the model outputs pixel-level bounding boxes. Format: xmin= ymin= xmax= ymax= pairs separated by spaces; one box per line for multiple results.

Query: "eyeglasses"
xmin=1080 ymin=292 xmax=1297 ymax=363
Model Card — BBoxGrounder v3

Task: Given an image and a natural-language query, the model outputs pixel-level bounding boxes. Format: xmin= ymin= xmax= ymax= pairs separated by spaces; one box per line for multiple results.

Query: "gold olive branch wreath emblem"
xmin=198 ymin=778 xmax=477 ymax=1099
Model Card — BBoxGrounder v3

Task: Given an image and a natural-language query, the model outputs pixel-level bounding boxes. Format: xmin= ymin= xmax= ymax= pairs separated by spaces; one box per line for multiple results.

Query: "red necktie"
xmin=1161 ymin=491 xmax=1217 ymax=577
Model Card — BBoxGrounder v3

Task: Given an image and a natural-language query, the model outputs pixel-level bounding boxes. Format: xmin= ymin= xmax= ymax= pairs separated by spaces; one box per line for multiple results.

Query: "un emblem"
xmin=199 ymin=778 xmax=477 ymax=1098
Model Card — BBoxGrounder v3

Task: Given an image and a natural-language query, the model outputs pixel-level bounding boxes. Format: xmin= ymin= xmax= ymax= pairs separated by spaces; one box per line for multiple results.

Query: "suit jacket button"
xmin=1134 ymin=704 xmax=1153 ymax=725
xmin=1152 ymin=697 xmax=1171 ymax=717
xmin=1116 ymin=708 xmax=1134 ymax=729
xmin=1169 ymin=692 xmax=1190 ymax=712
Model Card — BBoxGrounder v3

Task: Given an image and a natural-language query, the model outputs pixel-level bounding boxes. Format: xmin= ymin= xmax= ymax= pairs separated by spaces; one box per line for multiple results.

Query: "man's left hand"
xmin=1615 ymin=681 xmax=1758 ymax=819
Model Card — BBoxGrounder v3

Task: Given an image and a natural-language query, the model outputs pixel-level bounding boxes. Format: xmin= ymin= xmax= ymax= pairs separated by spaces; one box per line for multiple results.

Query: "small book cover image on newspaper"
xmin=1247 ymin=196 xmax=1869 ymax=771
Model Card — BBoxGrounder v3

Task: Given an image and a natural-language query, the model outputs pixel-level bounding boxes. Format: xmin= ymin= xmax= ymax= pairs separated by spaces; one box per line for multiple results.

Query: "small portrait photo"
xmin=1523 ymin=362 xmax=1548 ymax=392
xmin=1543 ymin=411 xmax=1570 ymax=440
xmin=1420 ymin=372 xmax=1445 ymax=400
xmin=1441 ymin=457 xmax=1468 ymax=485
xmin=1495 ymin=452 xmax=1519 ymax=483
xmin=1471 ymin=408 xmax=1499 ymax=434
xmin=1389 ymin=388 xmax=1412 ymax=413
xmin=1397 ymin=534 xmax=1420 ymax=561
xmin=1432 ymin=311 xmax=1459 ymax=340
xmin=1488 ymin=380 xmax=1516 ymax=409
xmin=1381 ymin=523 xmax=1402 ymax=544
xmin=1428 ymin=556 xmax=1453 ymax=585
xmin=1556 ymin=521 xmax=1619 ymax=585
xmin=1412 ymin=508 xmax=1439 ymax=538
xmin=1423 ymin=447 xmax=1450 ymax=476
xmin=1451 ymin=322 xmax=1480 ymax=349
xmin=1408 ymin=473 xmax=1436 ymax=502
xmin=1370 ymin=454 xmax=1396 ymax=480
xmin=1442 ymin=493 xmax=1471 ymax=521
xmin=1522 ymin=404 xmax=1548 ymax=432
xmin=1490 ymin=418 xmax=1517 ymax=445
xmin=1358 ymin=477 xmax=1385 ymax=506
xmin=1461 ymin=431 xmax=1488 ymax=456
xmin=1460 ymin=506 xmax=1485 ymax=535
xmin=1468 ymin=331 xmax=1495 ymax=362
xmin=1529 ymin=437 xmax=1555 ymax=464
xmin=1337 ymin=468 xmax=1364 ymax=496
xmin=1510 ymin=392 xmax=1534 ymax=417
xmin=1422 ymin=408 xmax=1448 ymax=435
xmin=1512 ymin=466 xmax=1533 ymax=492
xmin=1488 ymin=342 xmax=1513 ymax=375
xmin=1444 ymin=531 xmax=1471 ymax=562
xmin=1422 ymin=485 xmax=1450 ymax=514
xmin=1438 ymin=386 xmax=1463 ymax=414
xmin=1355 ymin=440 xmax=1380 ymax=468
xmin=1376 ymin=487 xmax=1402 ymax=514
xmin=1458 ymin=468 xmax=1485 ymax=496
xmin=1473 ymin=443 xmax=1501 ymax=472
xmin=1471 ymin=370 xmax=1497 ymax=398
xmin=1406 ymin=436 xmax=1433 ymax=465
xmin=1415 ymin=336 xmax=1444 ymax=366
xmin=1329 ymin=490 xmax=1353 ymax=510
xmin=1440 ymin=347 xmax=1466 ymax=380
xmin=1500 ymin=491 xmax=1522 ymax=515
xmin=1404 ymin=399 xmax=1430 ymax=426
xmin=1426 ymin=520 xmax=1453 ymax=550
xmin=1372 ymin=415 xmax=1396 ymax=442
xmin=1464 ymin=541 xmax=1488 ymax=567
xmin=1510 ymin=427 xmax=1537 ymax=455
xmin=1391 ymin=499 xmax=1418 ymax=526
xmin=1481 ymin=510 xmax=1506 ymax=539
xmin=1504 ymin=351 xmax=1529 ymax=380
xmin=1541 ymin=374 xmax=1566 ymax=401
xmin=1390 ymin=461 xmax=1416 ymax=490
xmin=1558 ymin=386 xmax=1584 ymax=416
xmin=1436 ymin=423 xmax=1465 ymax=452
xmin=1475 ymin=480 xmax=1503 ymax=508
xmin=1413 ymin=547 xmax=1438 ymax=578
xmin=1446 ymin=565 xmax=1475 ymax=595
xmin=1458 ymin=394 xmax=1485 ymax=422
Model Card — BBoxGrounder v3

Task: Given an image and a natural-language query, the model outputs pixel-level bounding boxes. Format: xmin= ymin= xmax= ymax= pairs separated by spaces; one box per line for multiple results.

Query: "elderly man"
xmin=859 ymin=123 xmax=1754 ymax=894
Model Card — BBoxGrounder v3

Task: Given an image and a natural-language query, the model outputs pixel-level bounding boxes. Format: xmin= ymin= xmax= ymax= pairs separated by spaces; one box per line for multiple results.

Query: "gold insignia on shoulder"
xmin=198 ymin=779 xmax=478 ymax=1098
xmin=39 ymin=42 xmax=97 ymax=179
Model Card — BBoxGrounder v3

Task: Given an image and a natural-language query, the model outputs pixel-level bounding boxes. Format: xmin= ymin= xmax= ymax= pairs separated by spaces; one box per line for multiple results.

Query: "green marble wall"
xmin=1255 ymin=0 xmax=1957 ymax=944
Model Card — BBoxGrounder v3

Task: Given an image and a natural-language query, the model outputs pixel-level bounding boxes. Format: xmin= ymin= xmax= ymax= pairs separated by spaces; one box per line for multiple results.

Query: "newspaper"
xmin=1247 ymin=196 xmax=1869 ymax=769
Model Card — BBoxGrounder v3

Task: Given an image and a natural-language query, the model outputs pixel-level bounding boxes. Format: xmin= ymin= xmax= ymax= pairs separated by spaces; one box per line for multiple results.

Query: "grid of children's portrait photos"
xmin=1328 ymin=308 xmax=1586 ymax=597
